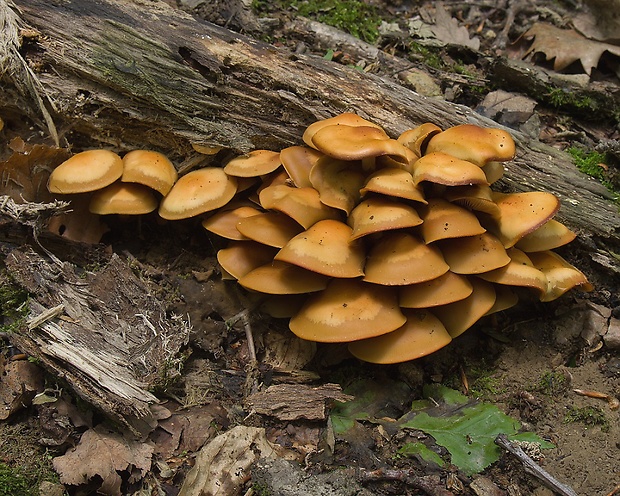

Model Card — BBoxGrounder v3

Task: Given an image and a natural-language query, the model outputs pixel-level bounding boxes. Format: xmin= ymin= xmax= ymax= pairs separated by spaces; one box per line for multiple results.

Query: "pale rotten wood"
xmin=3 ymin=0 xmax=619 ymax=248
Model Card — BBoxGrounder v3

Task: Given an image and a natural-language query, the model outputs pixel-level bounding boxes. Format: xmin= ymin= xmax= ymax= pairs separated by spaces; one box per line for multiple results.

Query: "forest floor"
xmin=1 ymin=1 xmax=620 ymax=495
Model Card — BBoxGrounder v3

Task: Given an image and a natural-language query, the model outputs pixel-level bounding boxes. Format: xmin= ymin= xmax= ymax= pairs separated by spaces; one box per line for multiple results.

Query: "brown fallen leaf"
xmin=52 ymin=425 xmax=154 ymax=496
xmin=430 ymin=2 xmax=480 ymax=51
xmin=0 ymin=359 xmax=44 ymax=419
xmin=521 ymin=23 xmax=620 ymax=75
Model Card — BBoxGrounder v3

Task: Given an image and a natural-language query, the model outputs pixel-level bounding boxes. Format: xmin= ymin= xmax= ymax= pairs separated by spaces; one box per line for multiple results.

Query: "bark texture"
xmin=2 ymin=0 xmax=618 ymax=249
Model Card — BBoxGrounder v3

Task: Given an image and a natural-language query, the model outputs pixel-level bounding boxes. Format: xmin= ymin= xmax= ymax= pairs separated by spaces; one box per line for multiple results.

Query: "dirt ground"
xmin=1 ymin=0 xmax=620 ymax=495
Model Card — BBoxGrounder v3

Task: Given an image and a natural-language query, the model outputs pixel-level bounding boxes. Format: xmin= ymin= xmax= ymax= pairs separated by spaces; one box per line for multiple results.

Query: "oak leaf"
xmin=52 ymin=425 xmax=154 ymax=495
xmin=523 ymin=23 xmax=620 ymax=75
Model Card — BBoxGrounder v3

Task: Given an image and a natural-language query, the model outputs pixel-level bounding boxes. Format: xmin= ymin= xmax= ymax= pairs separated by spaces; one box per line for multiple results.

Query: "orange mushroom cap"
xmin=280 ymin=145 xmax=324 ymax=188
xmin=308 ymin=156 xmax=365 ymax=214
xmin=121 ymin=149 xmax=178 ymax=196
xmin=477 ymin=247 xmax=548 ymax=294
xmin=238 ymin=260 xmax=329 ymax=294
xmin=88 ymin=181 xmax=158 ymax=215
xmin=397 ymin=123 xmax=442 ymax=157
xmin=399 ymin=271 xmax=473 ymax=308
xmin=439 ymin=232 xmax=511 ymax=274
xmin=235 ymin=211 xmax=304 ymax=248
xmin=275 ymin=219 xmax=365 ymax=278
xmin=223 ymin=149 xmax=282 ymax=177
xmin=528 ymin=250 xmax=593 ymax=302
xmin=431 ymin=277 xmax=496 ymax=338
xmin=412 ymin=152 xmax=489 ymax=186
xmin=302 ymin=113 xmax=384 ymax=148
xmin=159 ymin=168 xmax=237 ymax=220
xmin=360 ymin=167 xmax=427 ymax=203
xmin=347 ymin=196 xmax=423 ymax=240
xmin=216 ymin=241 xmax=278 ymax=280
xmin=515 ymin=219 xmax=576 ymax=252
xmin=348 ymin=309 xmax=452 ymax=364
xmin=201 ymin=205 xmax=262 ymax=240
xmin=418 ymin=198 xmax=486 ymax=244
xmin=258 ymin=185 xmax=342 ymax=229
xmin=363 ymin=232 xmax=450 ymax=286
xmin=289 ymin=279 xmax=406 ymax=342
xmin=48 ymin=149 xmax=123 ymax=194
xmin=443 ymin=185 xmax=501 ymax=217
xmin=425 ymin=124 xmax=516 ymax=166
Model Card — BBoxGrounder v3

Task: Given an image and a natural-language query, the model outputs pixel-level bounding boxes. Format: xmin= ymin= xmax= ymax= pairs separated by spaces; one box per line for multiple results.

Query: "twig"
xmin=495 ymin=434 xmax=578 ymax=496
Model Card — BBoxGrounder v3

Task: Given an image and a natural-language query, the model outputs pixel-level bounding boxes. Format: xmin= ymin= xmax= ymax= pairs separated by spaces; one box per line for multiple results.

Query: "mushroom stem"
xmin=227 ymin=308 xmax=257 ymax=363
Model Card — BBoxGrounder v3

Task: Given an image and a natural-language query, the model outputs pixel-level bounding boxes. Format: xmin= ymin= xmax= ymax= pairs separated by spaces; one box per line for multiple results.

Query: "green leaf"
xmin=397 ymin=442 xmax=445 ymax=468
xmin=401 ymin=402 xmax=521 ymax=475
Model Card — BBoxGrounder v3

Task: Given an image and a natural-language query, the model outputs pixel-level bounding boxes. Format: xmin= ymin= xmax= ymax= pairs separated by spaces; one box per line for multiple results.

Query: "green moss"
xmin=546 ymin=87 xmax=595 ymax=110
xmin=530 ymin=370 xmax=570 ymax=398
xmin=409 ymin=42 xmax=443 ymax=70
xmin=567 ymin=147 xmax=612 ymax=186
xmin=0 ymin=274 xmax=29 ymax=334
xmin=564 ymin=406 xmax=609 ymax=432
xmin=0 ymin=463 xmax=32 ymax=496
xmin=286 ymin=0 xmax=381 ymax=43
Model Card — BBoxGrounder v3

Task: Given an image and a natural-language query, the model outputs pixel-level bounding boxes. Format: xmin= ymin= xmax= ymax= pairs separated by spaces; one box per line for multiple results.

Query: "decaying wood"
xmin=2 ymin=0 xmax=619 ymax=251
xmin=246 ymin=383 xmax=353 ymax=421
xmin=4 ymin=247 xmax=190 ymax=437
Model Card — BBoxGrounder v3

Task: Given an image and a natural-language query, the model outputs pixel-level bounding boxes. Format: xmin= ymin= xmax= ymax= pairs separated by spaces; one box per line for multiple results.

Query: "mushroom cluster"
xmin=47 ymin=113 xmax=592 ymax=364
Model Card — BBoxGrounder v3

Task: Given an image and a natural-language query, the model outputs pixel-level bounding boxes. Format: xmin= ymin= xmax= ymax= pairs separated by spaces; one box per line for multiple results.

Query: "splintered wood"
xmin=5 ymin=248 xmax=190 ymax=437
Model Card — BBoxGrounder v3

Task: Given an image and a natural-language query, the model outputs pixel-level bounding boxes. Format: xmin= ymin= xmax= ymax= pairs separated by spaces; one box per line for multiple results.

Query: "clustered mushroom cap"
xmin=399 ymin=271 xmax=473 ymax=308
xmin=348 ymin=196 xmax=423 ymax=240
xmin=48 ymin=149 xmax=123 ymax=194
xmin=223 ymin=149 xmax=282 ymax=177
xmin=309 ymin=156 xmax=365 ymax=214
xmin=235 ymin=211 xmax=303 ymax=248
xmin=89 ymin=182 xmax=158 ymax=215
xmin=360 ymin=167 xmax=427 ymax=203
xmin=238 ymin=260 xmax=329 ymax=295
xmin=258 ymin=185 xmax=340 ymax=228
xmin=121 ymin=149 xmax=178 ymax=196
xmin=418 ymin=198 xmax=486 ymax=243
xmin=412 ymin=152 xmax=489 ymax=186
xmin=280 ymin=145 xmax=324 ymax=188
xmin=158 ymin=167 xmax=237 ymax=220
xmin=201 ymin=205 xmax=262 ymax=240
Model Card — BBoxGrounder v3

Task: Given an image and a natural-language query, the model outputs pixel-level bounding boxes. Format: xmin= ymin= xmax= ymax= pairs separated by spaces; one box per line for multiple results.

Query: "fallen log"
xmin=1 ymin=0 xmax=618 ymax=251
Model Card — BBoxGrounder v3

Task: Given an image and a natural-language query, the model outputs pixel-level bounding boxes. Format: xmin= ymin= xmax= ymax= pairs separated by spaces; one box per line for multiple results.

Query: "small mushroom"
xmin=425 ymin=124 xmax=516 ymax=166
xmin=302 ymin=112 xmax=384 ymax=148
xmin=348 ymin=309 xmax=452 ymax=364
xmin=88 ymin=181 xmax=158 ymax=215
xmin=238 ymin=260 xmax=329 ymax=294
xmin=289 ymin=279 xmax=406 ymax=342
xmin=481 ymin=161 xmax=504 ymax=185
xmin=275 ymin=219 xmax=365 ymax=278
xmin=418 ymin=198 xmax=486 ymax=244
xmin=477 ymin=247 xmax=547 ymax=294
xmin=528 ymin=250 xmax=593 ymax=301
xmin=412 ymin=152 xmax=489 ymax=186
xmin=280 ymin=145 xmax=324 ymax=188
xmin=432 ymin=277 xmax=496 ymax=338
xmin=223 ymin=149 xmax=281 ymax=177
xmin=48 ymin=149 xmax=123 ymax=194
xmin=486 ymin=191 xmax=560 ymax=248
xmin=360 ymin=167 xmax=427 ymax=203
xmin=121 ymin=149 xmax=178 ymax=196
xmin=201 ymin=205 xmax=262 ymax=240
xmin=514 ymin=219 xmax=576 ymax=252
xmin=399 ymin=271 xmax=473 ymax=308
xmin=308 ymin=156 xmax=365 ymax=214
xmin=158 ymin=168 xmax=238 ymax=220
xmin=443 ymin=185 xmax=501 ymax=217
xmin=235 ymin=211 xmax=304 ymax=248
xmin=398 ymin=122 xmax=442 ymax=157
xmin=439 ymin=232 xmax=511 ymax=274
xmin=363 ymin=232 xmax=450 ymax=285
xmin=347 ymin=196 xmax=423 ymax=240
xmin=216 ymin=241 xmax=279 ymax=280
xmin=258 ymin=184 xmax=341 ymax=229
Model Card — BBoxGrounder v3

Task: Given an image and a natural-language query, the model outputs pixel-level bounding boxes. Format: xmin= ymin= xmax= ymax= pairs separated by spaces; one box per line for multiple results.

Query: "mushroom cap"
xmin=310 ymin=124 xmax=410 ymax=165
xmin=223 ymin=149 xmax=282 ymax=177
xmin=121 ymin=149 xmax=178 ymax=196
xmin=238 ymin=260 xmax=329 ymax=294
xmin=302 ymin=113 xmax=384 ymax=148
xmin=515 ymin=219 xmax=576 ymax=252
xmin=360 ymin=167 xmax=427 ymax=203
xmin=235 ymin=211 xmax=304 ymax=248
xmin=201 ymin=205 xmax=262 ymax=240
xmin=412 ymin=152 xmax=489 ymax=186
xmin=484 ymin=285 xmax=519 ymax=316
xmin=158 ymin=167 xmax=238 ymax=220
xmin=486 ymin=191 xmax=561 ymax=248
xmin=275 ymin=219 xmax=365 ymax=278
xmin=363 ymin=232 xmax=450 ymax=285
xmin=432 ymin=277 xmax=497 ymax=338
xmin=439 ymin=232 xmax=511 ymax=274
xmin=88 ymin=181 xmax=158 ymax=215
xmin=478 ymin=247 xmax=548 ymax=294
xmin=289 ymin=279 xmax=406 ymax=342
xmin=443 ymin=185 xmax=501 ymax=217
xmin=348 ymin=309 xmax=452 ymax=364
xmin=258 ymin=185 xmax=341 ymax=229
xmin=280 ymin=145 xmax=324 ymax=188
xmin=48 ymin=149 xmax=123 ymax=194
xmin=418 ymin=198 xmax=486 ymax=243
xmin=347 ymin=196 xmax=423 ymax=240
xmin=216 ymin=241 xmax=279 ymax=280
xmin=528 ymin=250 xmax=593 ymax=301
xmin=260 ymin=294 xmax=307 ymax=319
xmin=309 ymin=156 xmax=365 ymax=214
xmin=397 ymin=123 xmax=442 ymax=157
xmin=399 ymin=271 xmax=473 ymax=308
xmin=482 ymin=161 xmax=504 ymax=184
xmin=425 ymin=124 xmax=516 ymax=166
